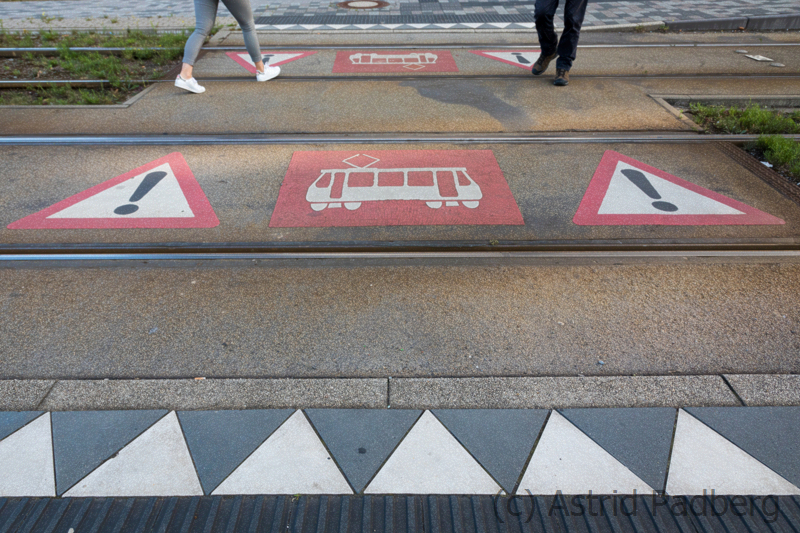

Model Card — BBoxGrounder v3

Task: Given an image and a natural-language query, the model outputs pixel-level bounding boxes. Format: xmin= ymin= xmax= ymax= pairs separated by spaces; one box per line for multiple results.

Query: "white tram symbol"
xmin=349 ymin=52 xmax=438 ymax=67
xmin=306 ymin=155 xmax=482 ymax=211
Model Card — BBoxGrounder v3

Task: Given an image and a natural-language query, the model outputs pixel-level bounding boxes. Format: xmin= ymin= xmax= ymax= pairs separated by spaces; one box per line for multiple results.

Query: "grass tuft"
xmin=689 ymin=102 xmax=800 ymax=135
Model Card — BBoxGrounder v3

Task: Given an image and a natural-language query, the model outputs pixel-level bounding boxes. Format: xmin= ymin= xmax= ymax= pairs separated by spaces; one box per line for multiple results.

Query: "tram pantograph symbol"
xmin=349 ymin=52 xmax=438 ymax=70
xmin=306 ymin=155 xmax=483 ymax=211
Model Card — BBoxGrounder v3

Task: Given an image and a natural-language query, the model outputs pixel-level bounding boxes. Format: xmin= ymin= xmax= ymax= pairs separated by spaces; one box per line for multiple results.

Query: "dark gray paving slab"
xmin=52 ymin=410 xmax=168 ymax=495
xmin=0 ymin=411 xmax=44 ymax=442
xmin=686 ymin=407 xmax=800 ymax=488
xmin=177 ymin=409 xmax=294 ymax=494
xmin=559 ymin=408 xmax=677 ymax=491
xmin=431 ymin=409 xmax=548 ymax=492
xmin=305 ymin=409 xmax=421 ymax=492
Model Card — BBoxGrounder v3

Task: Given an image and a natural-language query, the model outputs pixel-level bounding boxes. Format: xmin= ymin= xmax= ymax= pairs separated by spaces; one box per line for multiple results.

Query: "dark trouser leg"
xmin=534 ymin=0 xmax=560 ymax=58
xmin=555 ymin=0 xmax=588 ymax=71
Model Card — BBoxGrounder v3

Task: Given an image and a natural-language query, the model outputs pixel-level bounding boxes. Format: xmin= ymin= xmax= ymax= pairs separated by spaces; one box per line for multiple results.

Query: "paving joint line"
xmin=720 ymin=374 xmax=748 ymax=406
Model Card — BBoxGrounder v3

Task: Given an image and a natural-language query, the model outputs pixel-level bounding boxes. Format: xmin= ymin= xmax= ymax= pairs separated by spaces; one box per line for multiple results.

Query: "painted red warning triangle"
xmin=573 ymin=151 xmax=785 ymax=226
xmin=469 ymin=50 xmax=541 ymax=69
xmin=226 ymin=51 xmax=317 ymax=73
xmin=8 ymin=152 xmax=219 ymax=229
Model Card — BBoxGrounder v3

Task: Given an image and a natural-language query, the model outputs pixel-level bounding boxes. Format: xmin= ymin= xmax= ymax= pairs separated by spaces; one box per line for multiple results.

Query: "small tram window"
xmin=408 ymin=171 xmax=434 ymax=187
xmin=315 ymin=173 xmax=332 ymax=188
xmin=378 ymin=172 xmax=404 ymax=187
xmin=456 ymin=171 xmax=472 ymax=187
xmin=348 ymin=172 xmax=374 ymax=188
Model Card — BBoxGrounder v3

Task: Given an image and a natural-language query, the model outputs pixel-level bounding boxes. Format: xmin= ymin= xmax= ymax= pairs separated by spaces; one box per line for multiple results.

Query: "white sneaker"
xmin=256 ymin=65 xmax=281 ymax=82
xmin=175 ymin=75 xmax=206 ymax=94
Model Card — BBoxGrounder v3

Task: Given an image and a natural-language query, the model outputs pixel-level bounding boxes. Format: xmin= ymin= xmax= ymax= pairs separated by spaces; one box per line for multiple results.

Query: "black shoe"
xmin=531 ymin=52 xmax=557 ymax=75
xmin=554 ymin=69 xmax=569 ymax=86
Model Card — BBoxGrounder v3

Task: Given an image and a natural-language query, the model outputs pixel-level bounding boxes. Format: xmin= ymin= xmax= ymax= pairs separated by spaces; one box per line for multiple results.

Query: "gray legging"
xmin=183 ymin=0 xmax=262 ymax=66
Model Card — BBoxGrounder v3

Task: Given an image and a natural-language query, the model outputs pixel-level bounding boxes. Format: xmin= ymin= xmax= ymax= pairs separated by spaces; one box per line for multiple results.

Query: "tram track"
xmin=2 ymin=133 xmax=799 ymax=146
xmin=3 ymin=42 xmax=800 ymax=56
xmin=3 ymin=73 xmax=799 ymax=89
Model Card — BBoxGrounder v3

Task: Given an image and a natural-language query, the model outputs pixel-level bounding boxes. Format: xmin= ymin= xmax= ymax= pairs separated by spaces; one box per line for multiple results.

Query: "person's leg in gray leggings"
xmin=183 ymin=0 xmax=218 ymax=67
xmin=180 ymin=0 xmax=264 ymax=79
xmin=221 ymin=0 xmax=262 ymax=66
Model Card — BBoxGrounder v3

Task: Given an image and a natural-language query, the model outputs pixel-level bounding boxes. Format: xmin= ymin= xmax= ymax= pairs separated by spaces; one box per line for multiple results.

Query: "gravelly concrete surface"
xmin=389 ymin=375 xmax=741 ymax=408
xmin=724 ymin=374 xmax=800 ymax=405
xmin=1 ymin=143 xmax=798 ymax=246
xmin=196 ymin=46 xmax=800 ymax=78
xmin=1 ymin=261 xmax=798 ymax=380
xmin=0 ymin=380 xmax=55 ymax=410
xmin=36 ymin=378 xmax=387 ymax=410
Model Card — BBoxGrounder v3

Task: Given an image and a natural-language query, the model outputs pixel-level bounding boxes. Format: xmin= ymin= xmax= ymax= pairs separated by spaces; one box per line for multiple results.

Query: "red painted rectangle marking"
xmin=332 ymin=50 xmax=459 ymax=73
xmin=269 ymin=150 xmax=523 ymax=227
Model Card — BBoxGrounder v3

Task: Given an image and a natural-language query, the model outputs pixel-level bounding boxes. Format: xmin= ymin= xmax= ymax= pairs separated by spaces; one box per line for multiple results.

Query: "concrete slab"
xmin=685 ymin=407 xmax=800 ymax=488
xmin=194 ymin=45 xmax=800 ymax=78
xmin=52 ymin=410 xmax=167 ymax=495
xmin=212 ymin=410 xmax=353 ymax=494
xmin=0 ymin=380 xmax=54 ymax=410
xmin=666 ymin=410 xmax=800 ymax=495
xmin=0 ymin=413 xmax=55 ymax=497
xmin=0 ymin=411 xmax=44 ymax=441
xmin=0 ymin=79 xmax=688 ymax=135
xmin=2 ymin=260 xmax=799 ymax=381
xmin=1 ymin=143 xmax=798 ymax=247
xmin=305 ymin=408 xmax=421 ymax=492
xmin=724 ymin=374 xmax=800 ymax=406
xmin=431 ymin=409 xmax=548 ymax=492
xmin=63 ymin=411 xmax=203 ymax=497
xmin=391 ymin=377 xmax=740 ymax=409
xmin=518 ymin=411 xmax=653 ymax=495
xmin=38 ymin=379 xmax=387 ymax=410
xmin=364 ymin=411 xmax=501 ymax=494
xmin=559 ymin=408 xmax=676 ymax=492
xmin=177 ymin=409 xmax=294 ymax=494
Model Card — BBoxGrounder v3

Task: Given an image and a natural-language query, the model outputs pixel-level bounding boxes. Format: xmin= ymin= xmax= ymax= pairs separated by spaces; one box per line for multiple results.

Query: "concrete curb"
xmin=390 ymin=376 xmax=742 ymax=409
xmin=3 ymin=376 xmax=798 ymax=410
xmin=30 ymin=378 xmax=388 ymax=410
xmin=667 ymin=13 xmax=800 ymax=32
xmin=724 ymin=374 xmax=800 ymax=405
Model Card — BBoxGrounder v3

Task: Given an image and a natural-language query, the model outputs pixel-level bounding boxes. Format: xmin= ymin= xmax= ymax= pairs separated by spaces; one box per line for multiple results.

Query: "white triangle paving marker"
xmin=598 ymin=161 xmax=744 ymax=216
xmin=233 ymin=52 xmax=311 ymax=68
xmin=64 ymin=412 xmax=203 ymax=497
xmin=666 ymin=410 xmax=800 ymax=495
xmin=213 ymin=410 xmax=353 ymax=495
xmin=462 ymin=23 xmax=484 ymax=28
xmin=0 ymin=414 xmax=55 ymax=497
xmin=47 ymin=163 xmax=193 ymax=219
xmin=365 ymin=411 xmax=502 ymax=494
xmin=382 ymin=24 xmax=403 ymax=29
xmin=518 ymin=411 xmax=653 ymax=495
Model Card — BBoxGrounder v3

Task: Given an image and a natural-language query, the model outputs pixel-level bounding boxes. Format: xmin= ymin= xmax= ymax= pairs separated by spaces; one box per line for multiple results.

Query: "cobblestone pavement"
xmin=1 ymin=0 xmax=799 ymax=29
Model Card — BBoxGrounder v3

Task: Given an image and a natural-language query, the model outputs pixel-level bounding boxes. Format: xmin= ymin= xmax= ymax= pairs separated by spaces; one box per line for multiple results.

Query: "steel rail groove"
xmin=2 ymin=133 xmax=799 ymax=146
xmin=3 ymin=73 xmax=799 ymax=89
xmin=2 ymin=250 xmax=799 ymax=262
xmin=2 ymin=42 xmax=800 ymax=55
